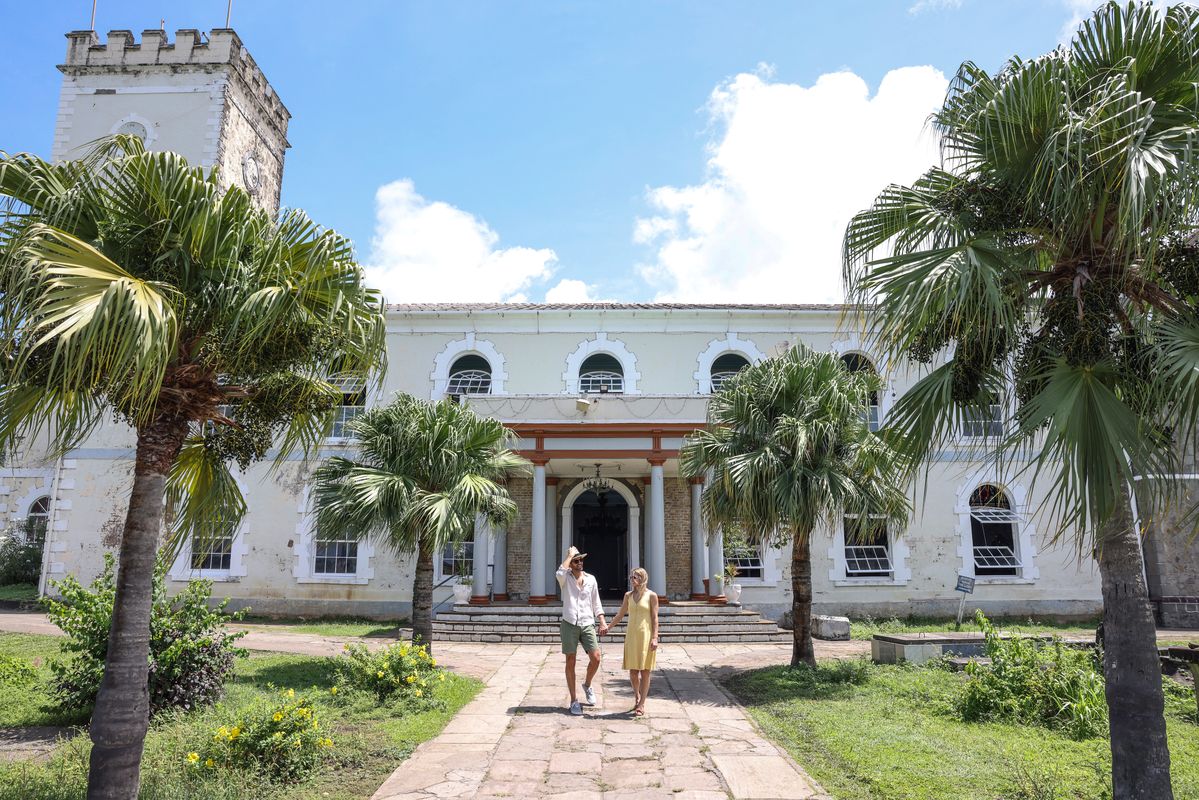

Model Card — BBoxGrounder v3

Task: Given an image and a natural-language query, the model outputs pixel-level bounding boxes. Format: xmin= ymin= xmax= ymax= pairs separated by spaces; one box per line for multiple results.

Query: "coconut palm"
xmin=680 ymin=346 xmax=909 ymax=666
xmin=310 ymin=394 xmax=527 ymax=650
xmin=843 ymin=3 xmax=1199 ymax=796
xmin=0 ymin=138 xmax=386 ymax=800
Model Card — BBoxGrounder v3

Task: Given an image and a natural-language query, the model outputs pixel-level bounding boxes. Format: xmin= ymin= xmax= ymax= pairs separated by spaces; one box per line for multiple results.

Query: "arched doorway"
xmin=573 ymin=490 xmax=629 ymax=599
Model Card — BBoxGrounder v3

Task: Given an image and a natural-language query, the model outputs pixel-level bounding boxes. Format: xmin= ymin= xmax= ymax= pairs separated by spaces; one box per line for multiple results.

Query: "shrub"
xmin=333 ymin=641 xmax=446 ymax=707
xmin=0 ymin=523 xmax=43 ymax=586
xmin=957 ymin=611 xmax=1107 ymax=739
xmin=0 ymin=653 xmax=36 ymax=686
xmin=194 ymin=689 xmax=333 ymax=782
xmin=44 ymin=555 xmax=246 ymax=717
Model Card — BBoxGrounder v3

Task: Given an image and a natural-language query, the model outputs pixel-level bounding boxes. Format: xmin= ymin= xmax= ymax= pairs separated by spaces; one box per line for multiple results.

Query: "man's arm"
xmin=590 ymin=578 xmax=605 ymax=625
xmin=556 ymin=546 xmax=579 ymax=587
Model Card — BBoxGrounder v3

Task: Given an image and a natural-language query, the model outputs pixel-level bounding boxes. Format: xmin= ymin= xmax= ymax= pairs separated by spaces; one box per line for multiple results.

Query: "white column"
xmin=545 ymin=479 xmax=559 ymax=598
xmin=641 ymin=477 xmax=653 ymax=587
xmin=471 ymin=515 xmax=491 ymax=603
xmin=561 ymin=502 xmax=573 ymax=561
xmin=530 ymin=464 xmax=547 ymax=602
xmin=492 ymin=524 xmax=508 ymax=600
xmin=627 ymin=505 xmax=641 ymax=575
xmin=690 ymin=478 xmax=707 ymax=598
xmin=649 ymin=463 xmax=667 ymax=597
xmin=708 ymin=526 xmax=725 ymax=599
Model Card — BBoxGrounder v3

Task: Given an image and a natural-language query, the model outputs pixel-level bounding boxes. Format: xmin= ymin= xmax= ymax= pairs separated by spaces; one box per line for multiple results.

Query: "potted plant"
xmin=451 ymin=544 xmax=473 ymax=605
xmin=723 ymin=562 xmax=742 ymax=605
xmin=709 ymin=571 xmax=726 ymax=604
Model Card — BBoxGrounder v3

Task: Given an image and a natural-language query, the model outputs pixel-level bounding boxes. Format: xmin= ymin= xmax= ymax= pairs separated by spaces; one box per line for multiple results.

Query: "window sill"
xmin=972 ymin=576 xmax=1035 ymax=585
xmin=297 ymin=576 xmax=370 ymax=585
xmin=170 ymin=572 xmax=235 ymax=583
xmin=833 ymin=578 xmax=908 ymax=587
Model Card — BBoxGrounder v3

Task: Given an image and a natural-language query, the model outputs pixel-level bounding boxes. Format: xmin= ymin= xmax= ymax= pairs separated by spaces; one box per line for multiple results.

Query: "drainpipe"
xmin=37 ymin=452 xmax=65 ymax=598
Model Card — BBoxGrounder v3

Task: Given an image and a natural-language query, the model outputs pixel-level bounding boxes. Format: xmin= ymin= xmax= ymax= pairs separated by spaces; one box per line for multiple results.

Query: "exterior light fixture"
xmin=583 ymin=463 xmax=611 ymax=497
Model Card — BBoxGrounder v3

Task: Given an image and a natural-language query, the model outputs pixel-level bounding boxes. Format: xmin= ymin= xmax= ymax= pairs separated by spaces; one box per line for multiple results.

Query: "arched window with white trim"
xmin=969 ymin=484 xmax=1021 ymax=576
xmin=579 ymin=353 xmax=624 ymax=394
xmin=25 ymin=496 xmax=50 ymax=549
xmin=710 ymin=353 xmax=751 ymax=394
xmin=446 ymin=355 xmax=492 ymax=398
xmin=841 ymin=353 xmax=880 ymax=432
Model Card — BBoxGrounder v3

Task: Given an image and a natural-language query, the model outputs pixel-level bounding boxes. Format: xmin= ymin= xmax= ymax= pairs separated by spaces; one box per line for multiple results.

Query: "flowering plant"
xmin=334 ymin=641 xmax=446 ymax=707
xmin=192 ymin=690 xmax=332 ymax=781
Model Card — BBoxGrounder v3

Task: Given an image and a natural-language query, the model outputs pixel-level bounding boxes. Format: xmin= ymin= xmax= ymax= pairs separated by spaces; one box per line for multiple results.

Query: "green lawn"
xmin=0 ymin=583 xmax=38 ymax=602
xmin=848 ymin=614 xmax=1101 ymax=641
xmin=0 ymin=633 xmax=480 ymax=800
xmin=236 ymin=616 xmax=409 ymax=639
xmin=726 ymin=660 xmax=1199 ymax=800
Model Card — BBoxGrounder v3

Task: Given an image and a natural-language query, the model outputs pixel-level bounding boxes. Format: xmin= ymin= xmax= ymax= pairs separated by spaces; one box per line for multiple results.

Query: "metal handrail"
xmin=430 ymin=573 xmax=464 ymax=617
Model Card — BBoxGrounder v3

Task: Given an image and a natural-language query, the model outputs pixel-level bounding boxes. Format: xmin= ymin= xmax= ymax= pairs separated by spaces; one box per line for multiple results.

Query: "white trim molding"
xmin=430 ymin=333 xmax=509 ymax=400
xmin=562 ymin=333 xmax=642 ymax=395
xmin=694 ymin=332 xmax=767 ymax=394
xmin=954 ymin=471 xmax=1039 ymax=583
xmin=293 ymin=488 xmax=376 ymax=585
xmin=108 ymin=112 xmax=159 ymax=148
xmin=827 ymin=517 xmax=912 ymax=587
xmin=169 ymin=473 xmax=250 ymax=583
xmin=830 ymin=336 xmax=895 ymax=426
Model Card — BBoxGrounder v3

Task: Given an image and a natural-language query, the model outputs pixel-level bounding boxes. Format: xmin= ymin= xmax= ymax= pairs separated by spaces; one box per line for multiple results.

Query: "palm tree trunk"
xmin=412 ymin=545 xmax=435 ymax=654
xmin=790 ymin=532 xmax=816 ymax=667
xmin=87 ymin=414 xmax=188 ymax=800
xmin=1097 ymin=487 xmax=1173 ymax=800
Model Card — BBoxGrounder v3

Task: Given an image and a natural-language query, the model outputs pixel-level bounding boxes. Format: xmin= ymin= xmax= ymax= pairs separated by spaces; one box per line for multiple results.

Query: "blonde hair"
xmin=631 ymin=567 xmax=649 ymax=586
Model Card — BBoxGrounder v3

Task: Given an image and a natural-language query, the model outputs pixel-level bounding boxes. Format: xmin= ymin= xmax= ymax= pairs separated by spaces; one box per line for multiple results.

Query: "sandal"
xmin=633 ymin=706 xmax=645 ymax=717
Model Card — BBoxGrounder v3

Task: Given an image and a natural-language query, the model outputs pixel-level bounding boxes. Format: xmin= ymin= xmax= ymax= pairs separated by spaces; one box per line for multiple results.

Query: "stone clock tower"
xmin=52 ymin=28 xmax=290 ymax=215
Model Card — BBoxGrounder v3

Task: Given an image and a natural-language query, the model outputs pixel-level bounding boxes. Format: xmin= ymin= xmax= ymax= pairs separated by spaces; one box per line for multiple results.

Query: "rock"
xmin=811 ymin=614 xmax=851 ymax=640
xmin=778 ymin=610 xmax=793 ymax=630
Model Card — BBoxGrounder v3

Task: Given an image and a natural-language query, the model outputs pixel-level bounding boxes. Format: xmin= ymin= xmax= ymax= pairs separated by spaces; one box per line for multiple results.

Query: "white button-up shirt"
xmin=556 ymin=567 xmax=605 ymax=627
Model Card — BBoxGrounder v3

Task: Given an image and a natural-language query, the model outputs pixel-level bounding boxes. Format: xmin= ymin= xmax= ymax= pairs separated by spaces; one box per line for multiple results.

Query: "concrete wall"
xmin=1141 ymin=479 xmax=1199 ymax=629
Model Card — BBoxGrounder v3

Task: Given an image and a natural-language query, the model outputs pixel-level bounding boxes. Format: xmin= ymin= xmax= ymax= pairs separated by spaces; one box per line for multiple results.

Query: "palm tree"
xmin=680 ymin=346 xmax=909 ymax=667
xmin=843 ymin=4 xmax=1199 ymax=796
xmin=0 ymin=139 xmax=386 ymax=800
xmin=310 ymin=394 xmax=527 ymax=650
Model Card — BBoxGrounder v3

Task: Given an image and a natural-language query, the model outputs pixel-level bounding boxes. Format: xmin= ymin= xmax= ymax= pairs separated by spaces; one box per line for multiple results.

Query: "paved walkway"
xmin=371 ymin=641 xmax=830 ymax=800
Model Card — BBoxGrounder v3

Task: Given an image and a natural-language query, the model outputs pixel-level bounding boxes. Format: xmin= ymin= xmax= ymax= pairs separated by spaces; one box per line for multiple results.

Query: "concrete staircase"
xmin=432 ymin=600 xmax=791 ymax=643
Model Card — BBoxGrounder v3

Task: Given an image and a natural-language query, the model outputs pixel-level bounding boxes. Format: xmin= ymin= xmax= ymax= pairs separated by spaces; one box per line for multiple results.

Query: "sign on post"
xmin=954 ymin=574 xmax=975 ymax=630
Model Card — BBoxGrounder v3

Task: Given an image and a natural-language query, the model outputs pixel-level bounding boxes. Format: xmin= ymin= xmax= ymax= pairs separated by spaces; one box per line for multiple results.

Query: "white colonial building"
xmin=0 ymin=27 xmax=1110 ymax=624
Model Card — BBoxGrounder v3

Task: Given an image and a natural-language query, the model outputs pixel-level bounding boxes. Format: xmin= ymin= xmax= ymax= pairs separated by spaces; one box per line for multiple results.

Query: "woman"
xmin=604 ymin=567 xmax=659 ymax=716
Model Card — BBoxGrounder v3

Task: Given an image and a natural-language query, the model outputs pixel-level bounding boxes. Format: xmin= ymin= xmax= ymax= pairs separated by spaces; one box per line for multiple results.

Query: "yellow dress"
xmin=622 ymin=590 xmax=657 ymax=670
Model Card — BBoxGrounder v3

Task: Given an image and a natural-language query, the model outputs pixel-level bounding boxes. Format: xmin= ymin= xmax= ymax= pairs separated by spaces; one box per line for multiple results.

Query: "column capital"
xmin=530 ymin=456 xmax=550 ymax=466
xmin=647 ymin=457 xmax=666 ymax=467
xmin=546 ymin=476 xmax=560 ymax=486
xmin=688 ymin=476 xmax=704 ymax=485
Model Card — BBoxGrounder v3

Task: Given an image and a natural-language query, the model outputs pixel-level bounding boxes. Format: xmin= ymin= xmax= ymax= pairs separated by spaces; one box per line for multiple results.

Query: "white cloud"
xmin=908 ymin=0 xmax=963 ymax=15
xmin=365 ymin=179 xmax=557 ymax=303
xmin=635 ymin=66 xmax=948 ymax=303
xmin=544 ymin=278 xmax=596 ymax=303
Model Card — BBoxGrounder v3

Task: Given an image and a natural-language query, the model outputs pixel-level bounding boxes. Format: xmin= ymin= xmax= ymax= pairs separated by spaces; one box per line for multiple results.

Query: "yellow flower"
xmin=343 ymin=643 xmax=350 ymax=651
xmin=319 ymin=737 xmax=333 ymax=748
xmin=287 ymin=688 xmax=295 ymax=698
xmin=273 ymin=732 xmax=283 ymax=740
xmin=273 ymin=712 xmax=284 ymax=722
xmin=382 ymin=661 xmax=390 ymax=669
xmin=293 ymin=737 xmax=302 ymax=749
xmin=430 ymin=658 xmax=437 ymax=666
xmin=186 ymin=752 xmax=199 ymax=765
xmin=399 ymin=647 xmax=409 ymax=657
xmin=330 ymin=687 xmax=338 ymax=695
xmin=438 ymin=673 xmax=446 ymax=682
xmin=414 ymin=689 xmax=423 ymax=697
xmin=377 ymin=670 xmax=385 ymax=678
xmin=204 ymin=758 xmax=214 ymax=768
xmin=312 ymin=720 xmax=319 ymax=729
xmin=229 ymin=726 xmax=241 ymax=740
xmin=406 ymin=675 xmax=416 ymax=684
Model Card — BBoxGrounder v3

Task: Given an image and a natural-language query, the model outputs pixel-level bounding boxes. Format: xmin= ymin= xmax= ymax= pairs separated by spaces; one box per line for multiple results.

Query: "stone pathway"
xmin=371 ymin=642 xmax=829 ymax=800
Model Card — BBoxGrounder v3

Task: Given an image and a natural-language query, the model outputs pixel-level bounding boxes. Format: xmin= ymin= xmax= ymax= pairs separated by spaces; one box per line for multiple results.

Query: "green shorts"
xmin=560 ymin=621 xmax=599 ymax=655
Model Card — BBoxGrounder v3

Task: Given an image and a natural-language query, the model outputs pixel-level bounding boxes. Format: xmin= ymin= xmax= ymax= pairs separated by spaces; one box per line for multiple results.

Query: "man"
xmin=556 ymin=545 xmax=606 ymax=716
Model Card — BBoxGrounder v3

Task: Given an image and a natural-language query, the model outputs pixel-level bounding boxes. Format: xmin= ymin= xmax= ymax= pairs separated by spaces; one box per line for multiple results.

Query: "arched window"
xmin=969 ymin=484 xmax=1021 ymax=576
xmin=25 ymin=496 xmax=50 ymax=549
xmin=446 ymin=354 xmax=492 ymax=397
xmin=710 ymin=353 xmax=751 ymax=393
xmin=841 ymin=354 xmax=880 ymax=431
xmin=579 ymin=353 xmax=624 ymax=394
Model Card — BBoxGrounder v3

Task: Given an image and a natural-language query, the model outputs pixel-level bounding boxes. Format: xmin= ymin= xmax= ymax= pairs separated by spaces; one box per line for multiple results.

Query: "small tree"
xmin=310 ymin=394 xmax=527 ymax=651
xmin=681 ymin=346 xmax=909 ymax=666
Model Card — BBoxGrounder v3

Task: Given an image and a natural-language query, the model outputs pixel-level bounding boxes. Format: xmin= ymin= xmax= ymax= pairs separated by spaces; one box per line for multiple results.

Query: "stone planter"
xmin=452 ymin=582 xmax=472 ymax=605
xmin=725 ymin=583 xmax=743 ymax=605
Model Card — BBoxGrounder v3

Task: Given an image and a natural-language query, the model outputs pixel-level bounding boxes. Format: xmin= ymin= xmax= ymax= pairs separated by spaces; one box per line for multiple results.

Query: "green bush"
xmin=44 ymin=555 xmax=246 ymax=717
xmin=0 ymin=653 xmax=36 ymax=686
xmin=333 ymin=641 xmax=446 ymax=707
xmin=194 ymin=689 xmax=333 ymax=782
xmin=0 ymin=523 xmax=42 ymax=586
xmin=957 ymin=610 xmax=1107 ymax=739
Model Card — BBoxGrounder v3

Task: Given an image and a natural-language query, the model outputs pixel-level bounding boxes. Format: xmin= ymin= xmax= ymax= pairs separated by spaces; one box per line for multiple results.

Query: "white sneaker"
xmin=583 ymin=685 xmax=597 ymax=706
xmin=569 ymin=700 xmax=583 ymax=716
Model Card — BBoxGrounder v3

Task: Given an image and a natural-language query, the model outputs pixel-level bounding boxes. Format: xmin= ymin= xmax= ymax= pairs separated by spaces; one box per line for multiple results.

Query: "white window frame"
xmin=694 ymin=333 xmax=767 ymax=394
xmin=327 ymin=375 xmax=367 ymax=441
xmin=446 ymin=368 xmax=492 ymax=397
xmin=430 ymin=334 xmax=508 ymax=400
xmin=578 ymin=369 xmax=625 ymax=394
xmin=954 ymin=476 xmax=1038 ymax=583
xmin=169 ymin=472 xmax=250 ymax=583
xmin=293 ymin=489 xmax=375 ymax=585
xmin=828 ymin=514 xmax=911 ymax=587
xmin=24 ymin=496 xmax=50 ymax=548
xmin=961 ymin=395 xmax=1004 ymax=439
xmin=722 ymin=532 xmax=765 ymax=582
xmin=434 ymin=537 xmax=475 ymax=582
xmin=563 ymin=333 xmax=642 ymax=395
xmin=830 ymin=341 xmax=894 ymax=430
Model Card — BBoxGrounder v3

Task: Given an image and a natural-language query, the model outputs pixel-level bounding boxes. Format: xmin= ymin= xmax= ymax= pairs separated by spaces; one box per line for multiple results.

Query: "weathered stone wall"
xmin=663 ymin=478 xmax=692 ymax=599
xmin=216 ymin=57 xmax=289 ymax=215
xmin=504 ymin=478 xmax=533 ymax=599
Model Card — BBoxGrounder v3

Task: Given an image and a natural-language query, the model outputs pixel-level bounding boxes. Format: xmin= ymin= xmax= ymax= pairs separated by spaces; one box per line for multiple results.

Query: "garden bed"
xmin=0 ymin=633 xmax=480 ymax=800
xmin=725 ymin=660 xmax=1198 ymax=800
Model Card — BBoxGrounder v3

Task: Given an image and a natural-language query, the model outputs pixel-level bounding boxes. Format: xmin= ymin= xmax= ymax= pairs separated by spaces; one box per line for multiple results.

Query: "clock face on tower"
xmin=241 ymin=152 xmax=262 ymax=193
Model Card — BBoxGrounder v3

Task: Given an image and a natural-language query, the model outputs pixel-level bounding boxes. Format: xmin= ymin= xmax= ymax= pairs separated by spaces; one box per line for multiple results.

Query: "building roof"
xmin=386 ymin=302 xmax=856 ymax=313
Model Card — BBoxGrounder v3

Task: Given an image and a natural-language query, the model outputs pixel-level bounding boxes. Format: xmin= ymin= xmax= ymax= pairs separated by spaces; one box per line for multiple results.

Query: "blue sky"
xmin=3 ymin=1 xmax=1110 ymax=303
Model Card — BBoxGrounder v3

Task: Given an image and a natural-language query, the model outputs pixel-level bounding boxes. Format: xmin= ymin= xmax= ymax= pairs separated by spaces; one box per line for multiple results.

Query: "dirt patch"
xmin=0 ymin=726 xmax=74 ymax=763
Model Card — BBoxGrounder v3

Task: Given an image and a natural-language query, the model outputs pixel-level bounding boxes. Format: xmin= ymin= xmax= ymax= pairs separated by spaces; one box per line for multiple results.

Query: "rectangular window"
xmin=723 ymin=531 xmax=763 ymax=580
xmin=962 ymin=394 xmax=1003 ymax=438
xmin=863 ymin=403 xmax=880 ymax=433
xmin=439 ymin=539 xmax=474 ymax=579
xmin=314 ymin=536 xmax=359 ymax=575
xmin=329 ymin=376 xmax=366 ymax=439
xmin=843 ymin=515 xmax=892 ymax=577
xmin=969 ymin=507 xmax=1022 ymax=576
xmin=190 ymin=534 xmax=233 ymax=572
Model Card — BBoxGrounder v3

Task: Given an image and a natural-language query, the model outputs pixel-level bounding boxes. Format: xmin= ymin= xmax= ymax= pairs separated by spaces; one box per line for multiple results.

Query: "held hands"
xmin=599 ymin=624 xmax=609 ymax=635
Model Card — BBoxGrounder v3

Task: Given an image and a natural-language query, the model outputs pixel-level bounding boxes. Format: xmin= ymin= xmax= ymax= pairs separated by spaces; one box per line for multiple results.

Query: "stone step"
xmin=431 ymin=630 xmax=792 ymax=643
xmin=434 ymin=612 xmax=767 ymax=625
xmin=432 ymin=621 xmax=783 ymax=634
xmin=439 ymin=603 xmax=761 ymax=616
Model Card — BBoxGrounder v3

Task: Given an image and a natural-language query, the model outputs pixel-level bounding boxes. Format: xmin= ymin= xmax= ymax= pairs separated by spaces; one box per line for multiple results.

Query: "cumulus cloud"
xmin=544 ymin=278 xmax=596 ymax=303
xmin=365 ymin=179 xmax=558 ymax=303
xmin=635 ymin=66 xmax=948 ymax=303
xmin=908 ymin=0 xmax=963 ymax=15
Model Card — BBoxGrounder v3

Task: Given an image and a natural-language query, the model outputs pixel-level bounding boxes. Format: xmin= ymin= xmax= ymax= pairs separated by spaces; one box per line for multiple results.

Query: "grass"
xmin=0 ymin=583 xmax=37 ymax=602
xmin=726 ymin=659 xmax=1199 ymax=800
xmin=236 ymin=616 xmax=409 ymax=639
xmin=848 ymin=614 xmax=1102 ymax=641
xmin=0 ymin=633 xmax=480 ymax=799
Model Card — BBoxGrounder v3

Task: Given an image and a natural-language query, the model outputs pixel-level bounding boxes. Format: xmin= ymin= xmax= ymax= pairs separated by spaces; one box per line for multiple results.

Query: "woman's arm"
xmin=649 ymin=593 xmax=660 ymax=649
xmin=604 ymin=594 xmax=630 ymax=634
